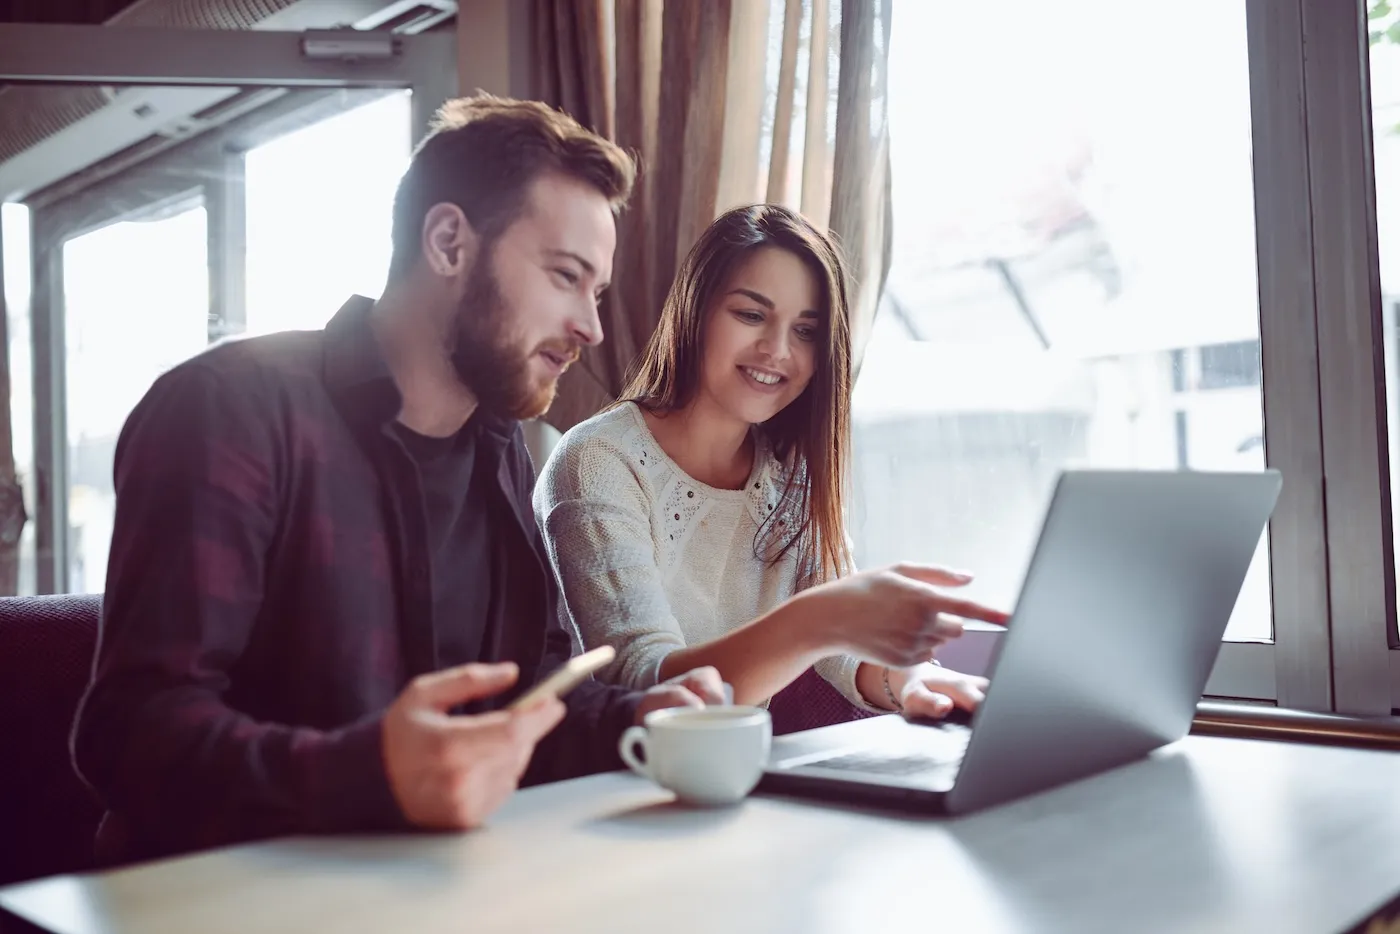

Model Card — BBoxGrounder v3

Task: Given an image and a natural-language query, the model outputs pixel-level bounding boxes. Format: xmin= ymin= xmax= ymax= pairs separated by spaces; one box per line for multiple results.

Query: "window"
xmin=857 ymin=1 xmax=1271 ymax=651
xmin=62 ymin=204 xmax=210 ymax=592
xmin=244 ymin=91 xmax=411 ymax=336
xmin=19 ymin=85 xmax=428 ymax=594
xmin=49 ymin=82 xmax=410 ymax=593
xmin=1 ymin=203 xmax=36 ymax=596
xmin=851 ymin=0 xmax=1400 ymax=711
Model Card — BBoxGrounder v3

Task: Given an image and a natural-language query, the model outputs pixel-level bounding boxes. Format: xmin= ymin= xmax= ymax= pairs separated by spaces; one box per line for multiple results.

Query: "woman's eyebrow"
xmin=728 ymin=288 xmax=774 ymax=309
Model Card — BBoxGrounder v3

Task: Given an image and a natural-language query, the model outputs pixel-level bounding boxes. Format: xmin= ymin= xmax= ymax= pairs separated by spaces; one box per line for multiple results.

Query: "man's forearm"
xmin=75 ymin=681 xmax=407 ymax=856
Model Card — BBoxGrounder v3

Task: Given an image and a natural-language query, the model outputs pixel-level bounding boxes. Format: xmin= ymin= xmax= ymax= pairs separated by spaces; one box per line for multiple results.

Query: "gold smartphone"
xmin=509 ymin=645 xmax=617 ymax=710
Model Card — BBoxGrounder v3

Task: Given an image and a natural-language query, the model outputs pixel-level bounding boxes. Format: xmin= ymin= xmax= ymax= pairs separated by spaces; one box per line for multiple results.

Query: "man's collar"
xmin=321 ymin=294 xmax=521 ymax=444
xmin=324 ymin=295 xmax=394 ymax=398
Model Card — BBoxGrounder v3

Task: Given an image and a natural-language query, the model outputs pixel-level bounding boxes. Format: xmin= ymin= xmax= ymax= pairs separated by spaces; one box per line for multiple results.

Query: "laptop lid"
xmin=942 ymin=469 xmax=1281 ymax=813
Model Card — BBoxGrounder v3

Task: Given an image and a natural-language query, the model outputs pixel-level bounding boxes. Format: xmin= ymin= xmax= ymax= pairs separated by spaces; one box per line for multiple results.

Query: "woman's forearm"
xmin=656 ymin=591 xmax=836 ymax=705
xmin=854 ymin=662 xmax=899 ymax=711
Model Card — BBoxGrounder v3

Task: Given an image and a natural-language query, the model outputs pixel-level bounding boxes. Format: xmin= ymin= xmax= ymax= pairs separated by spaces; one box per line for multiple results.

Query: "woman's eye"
xmin=734 ymin=310 xmax=764 ymax=323
xmin=554 ymin=268 xmax=580 ymax=286
xmin=795 ymin=327 xmax=818 ymax=342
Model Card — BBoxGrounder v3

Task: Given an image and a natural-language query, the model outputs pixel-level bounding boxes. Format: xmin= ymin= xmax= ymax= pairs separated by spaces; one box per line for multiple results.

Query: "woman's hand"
xmin=806 ymin=563 xmax=1009 ymax=668
xmin=888 ymin=662 xmax=989 ymax=720
xmin=634 ymin=666 xmax=728 ymax=723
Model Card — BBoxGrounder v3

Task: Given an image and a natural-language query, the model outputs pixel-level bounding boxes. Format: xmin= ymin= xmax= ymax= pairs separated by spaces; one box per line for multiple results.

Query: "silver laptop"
xmin=759 ymin=469 xmax=1282 ymax=815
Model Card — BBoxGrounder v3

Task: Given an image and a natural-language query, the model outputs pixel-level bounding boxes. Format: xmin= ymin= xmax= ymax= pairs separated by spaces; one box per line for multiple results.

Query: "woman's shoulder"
xmin=538 ymin=402 xmax=658 ymax=502
xmin=555 ymin=402 xmax=646 ymax=452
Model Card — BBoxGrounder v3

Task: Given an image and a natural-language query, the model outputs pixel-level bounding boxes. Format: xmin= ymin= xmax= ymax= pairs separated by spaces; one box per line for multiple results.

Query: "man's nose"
xmin=572 ymin=298 xmax=605 ymax=347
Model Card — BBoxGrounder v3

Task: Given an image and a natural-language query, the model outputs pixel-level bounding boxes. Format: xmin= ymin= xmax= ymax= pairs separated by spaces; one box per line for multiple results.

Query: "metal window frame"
xmin=876 ymin=3 xmax=1379 ymax=710
xmin=1222 ymin=0 xmax=1336 ymax=710
xmin=1 ymin=23 xmax=455 ymax=593
xmin=0 ymin=24 xmax=447 ymax=89
xmin=1241 ymin=0 xmax=1400 ymax=716
xmin=0 ymin=25 xmax=458 ymax=148
xmin=842 ymin=2 xmax=1347 ymax=710
xmin=1294 ymin=0 xmax=1396 ymax=715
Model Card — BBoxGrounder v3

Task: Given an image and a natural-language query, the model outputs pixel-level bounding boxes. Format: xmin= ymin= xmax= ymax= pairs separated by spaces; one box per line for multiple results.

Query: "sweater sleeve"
xmin=806 ymin=530 xmax=884 ymax=712
xmin=533 ymin=427 xmax=686 ymax=690
xmin=813 ymin=654 xmax=884 ymax=713
xmin=504 ymin=428 xmax=643 ymax=785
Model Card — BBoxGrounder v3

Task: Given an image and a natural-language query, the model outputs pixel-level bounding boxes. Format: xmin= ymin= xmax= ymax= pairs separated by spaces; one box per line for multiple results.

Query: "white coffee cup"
xmin=618 ymin=706 xmax=772 ymax=806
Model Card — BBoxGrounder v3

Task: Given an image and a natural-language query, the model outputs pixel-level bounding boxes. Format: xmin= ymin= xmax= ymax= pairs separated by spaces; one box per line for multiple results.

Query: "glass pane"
xmin=243 ymin=91 xmax=411 ymax=337
xmin=861 ymin=0 xmax=1270 ymax=642
xmin=63 ymin=205 xmax=210 ymax=593
xmin=1368 ymin=3 xmax=1400 ymax=637
xmin=1 ymin=202 xmax=36 ymax=596
xmin=4 ymin=81 xmax=414 ymax=594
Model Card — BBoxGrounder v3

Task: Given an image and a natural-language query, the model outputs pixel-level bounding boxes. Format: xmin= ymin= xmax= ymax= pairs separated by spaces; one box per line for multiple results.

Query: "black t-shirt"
xmin=394 ymin=419 xmax=494 ymax=669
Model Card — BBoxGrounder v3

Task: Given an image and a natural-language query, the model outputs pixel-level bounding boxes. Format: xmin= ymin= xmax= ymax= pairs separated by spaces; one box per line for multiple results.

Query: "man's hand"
xmin=381 ymin=662 xmax=566 ymax=830
xmin=634 ymin=665 xmax=727 ymax=723
xmin=890 ymin=662 xmax=989 ymax=720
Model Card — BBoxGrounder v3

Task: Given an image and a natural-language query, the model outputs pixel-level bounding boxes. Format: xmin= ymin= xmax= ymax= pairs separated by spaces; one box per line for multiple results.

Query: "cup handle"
xmin=618 ymin=726 xmax=654 ymax=780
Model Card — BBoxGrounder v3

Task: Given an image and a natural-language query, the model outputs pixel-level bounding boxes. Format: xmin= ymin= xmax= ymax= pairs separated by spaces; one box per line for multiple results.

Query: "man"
xmin=72 ymin=94 xmax=723 ymax=864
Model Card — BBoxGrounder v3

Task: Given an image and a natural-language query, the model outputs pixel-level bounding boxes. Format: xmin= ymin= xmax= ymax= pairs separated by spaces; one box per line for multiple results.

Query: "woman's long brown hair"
xmin=618 ymin=204 xmax=854 ymax=583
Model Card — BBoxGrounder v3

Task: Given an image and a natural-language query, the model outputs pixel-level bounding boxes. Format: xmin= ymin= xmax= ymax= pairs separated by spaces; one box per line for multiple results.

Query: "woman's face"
xmin=698 ymin=246 xmax=822 ymax=427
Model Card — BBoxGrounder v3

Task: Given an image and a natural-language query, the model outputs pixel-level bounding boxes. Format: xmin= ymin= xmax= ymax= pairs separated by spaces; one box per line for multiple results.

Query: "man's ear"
xmin=420 ymin=203 xmax=480 ymax=278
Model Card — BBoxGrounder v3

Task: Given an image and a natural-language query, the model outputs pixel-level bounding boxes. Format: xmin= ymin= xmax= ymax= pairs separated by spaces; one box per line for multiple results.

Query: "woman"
xmin=534 ymin=204 xmax=1008 ymax=721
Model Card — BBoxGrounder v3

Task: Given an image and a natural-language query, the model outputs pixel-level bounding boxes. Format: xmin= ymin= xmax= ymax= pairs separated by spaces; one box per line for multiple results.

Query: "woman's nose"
xmin=758 ymin=328 xmax=791 ymax=361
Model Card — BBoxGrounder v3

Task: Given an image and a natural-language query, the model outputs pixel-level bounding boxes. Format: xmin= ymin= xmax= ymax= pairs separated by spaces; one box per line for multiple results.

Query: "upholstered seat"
xmin=0 ymin=593 xmax=104 ymax=887
xmin=767 ymin=666 xmax=878 ymax=736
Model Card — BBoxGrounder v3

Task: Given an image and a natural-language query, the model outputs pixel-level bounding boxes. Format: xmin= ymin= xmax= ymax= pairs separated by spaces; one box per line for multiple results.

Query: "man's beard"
xmin=450 ymin=258 xmax=570 ymax=421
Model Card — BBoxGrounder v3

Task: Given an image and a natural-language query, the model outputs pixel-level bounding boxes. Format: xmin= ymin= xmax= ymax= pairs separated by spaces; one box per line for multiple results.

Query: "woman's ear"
xmin=420 ymin=203 xmax=480 ymax=279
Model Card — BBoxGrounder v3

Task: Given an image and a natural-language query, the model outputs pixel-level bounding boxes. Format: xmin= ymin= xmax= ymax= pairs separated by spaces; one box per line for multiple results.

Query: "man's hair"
xmin=387 ymin=94 xmax=636 ymax=280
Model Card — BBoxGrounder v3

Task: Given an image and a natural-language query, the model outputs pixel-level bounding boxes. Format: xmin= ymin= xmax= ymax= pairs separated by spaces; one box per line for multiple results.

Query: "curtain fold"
xmin=531 ymin=0 xmax=895 ymax=433
xmin=830 ymin=0 xmax=894 ymax=373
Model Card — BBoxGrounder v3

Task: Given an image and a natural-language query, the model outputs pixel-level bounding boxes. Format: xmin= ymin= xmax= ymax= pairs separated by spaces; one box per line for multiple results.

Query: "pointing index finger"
xmin=893 ymin=563 xmax=975 ymax=588
xmin=912 ymin=588 xmax=1010 ymax=627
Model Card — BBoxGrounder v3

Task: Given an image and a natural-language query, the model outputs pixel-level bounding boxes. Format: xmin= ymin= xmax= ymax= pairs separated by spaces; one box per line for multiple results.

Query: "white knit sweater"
xmin=533 ymin=402 xmax=873 ymax=710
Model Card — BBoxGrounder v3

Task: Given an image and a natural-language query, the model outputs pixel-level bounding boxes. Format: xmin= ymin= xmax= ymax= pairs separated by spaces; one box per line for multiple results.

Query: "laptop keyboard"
xmin=801 ymin=726 xmax=972 ymax=780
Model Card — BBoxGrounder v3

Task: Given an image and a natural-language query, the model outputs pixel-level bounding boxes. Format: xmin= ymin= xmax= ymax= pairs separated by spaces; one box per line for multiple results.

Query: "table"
xmin=4 ymin=732 xmax=1400 ymax=934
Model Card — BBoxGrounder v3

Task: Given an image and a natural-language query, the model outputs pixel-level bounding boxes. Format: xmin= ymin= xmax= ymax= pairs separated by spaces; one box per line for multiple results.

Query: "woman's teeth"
xmin=743 ymin=367 xmax=781 ymax=386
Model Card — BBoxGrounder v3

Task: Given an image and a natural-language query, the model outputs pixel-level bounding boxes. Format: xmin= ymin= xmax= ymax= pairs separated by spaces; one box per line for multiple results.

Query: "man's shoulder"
xmin=121 ymin=330 xmax=335 ymax=451
xmin=189 ymin=329 xmax=325 ymax=384
xmin=147 ymin=330 xmax=328 ymax=405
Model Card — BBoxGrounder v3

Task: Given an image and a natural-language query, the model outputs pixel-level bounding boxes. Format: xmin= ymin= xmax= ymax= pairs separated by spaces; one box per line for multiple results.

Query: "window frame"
xmin=869 ymin=1 xmax=1390 ymax=712
xmin=7 ymin=5 xmax=1400 ymax=718
xmin=1 ymin=23 xmax=454 ymax=593
xmin=1229 ymin=0 xmax=1335 ymax=709
xmin=1287 ymin=0 xmax=1399 ymax=715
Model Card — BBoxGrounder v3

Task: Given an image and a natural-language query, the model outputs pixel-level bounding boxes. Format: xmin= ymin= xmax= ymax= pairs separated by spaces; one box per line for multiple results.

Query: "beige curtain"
xmin=532 ymin=0 xmax=894 ymax=432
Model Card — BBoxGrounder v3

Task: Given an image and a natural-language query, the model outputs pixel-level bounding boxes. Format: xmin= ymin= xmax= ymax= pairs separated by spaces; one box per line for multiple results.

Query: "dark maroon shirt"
xmin=73 ymin=296 xmax=639 ymax=864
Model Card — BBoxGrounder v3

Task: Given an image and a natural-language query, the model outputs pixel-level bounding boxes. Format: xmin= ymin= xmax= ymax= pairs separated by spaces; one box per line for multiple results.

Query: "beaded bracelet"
xmin=882 ymin=666 xmax=903 ymax=712
xmin=882 ymin=659 xmax=944 ymax=713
